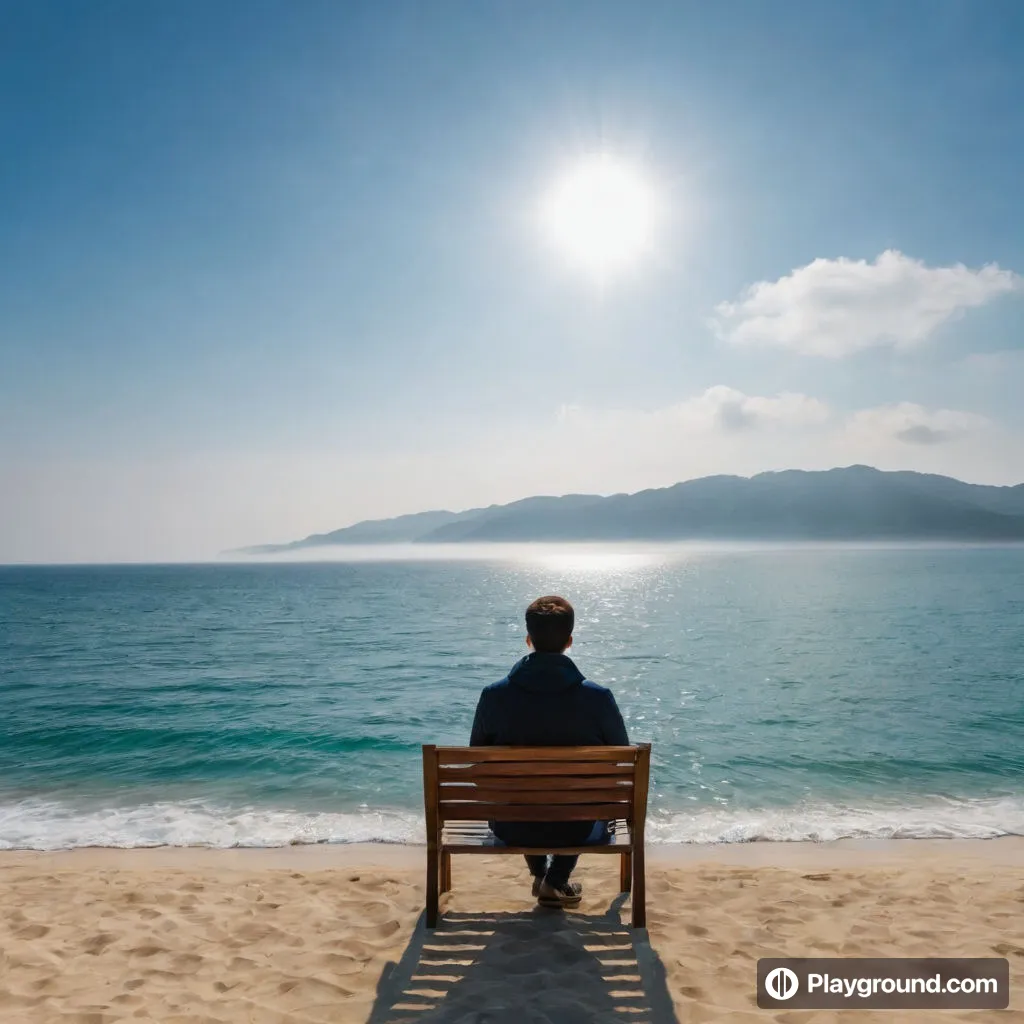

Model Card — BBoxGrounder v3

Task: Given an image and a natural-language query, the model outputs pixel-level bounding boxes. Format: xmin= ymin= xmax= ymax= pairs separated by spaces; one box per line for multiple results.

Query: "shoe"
xmin=536 ymin=880 xmax=583 ymax=908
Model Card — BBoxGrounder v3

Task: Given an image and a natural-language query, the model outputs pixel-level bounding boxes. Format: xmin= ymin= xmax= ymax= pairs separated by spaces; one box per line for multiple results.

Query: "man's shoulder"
xmin=479 ymin=674 xmax=514 ymax=698
xmin=479 ymin=656 xmax=528 ymax=698
xmin=580 ymin=678 xmax=615 ymax=700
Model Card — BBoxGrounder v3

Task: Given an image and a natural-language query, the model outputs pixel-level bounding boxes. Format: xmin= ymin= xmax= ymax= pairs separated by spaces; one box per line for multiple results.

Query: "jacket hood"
xmin=507 ymin=652 xmax=585 ymax=694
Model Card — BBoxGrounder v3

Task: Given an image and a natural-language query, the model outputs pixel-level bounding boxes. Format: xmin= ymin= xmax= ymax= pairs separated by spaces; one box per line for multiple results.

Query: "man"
xmin=470 ymin=595 xmax=629 ymax=908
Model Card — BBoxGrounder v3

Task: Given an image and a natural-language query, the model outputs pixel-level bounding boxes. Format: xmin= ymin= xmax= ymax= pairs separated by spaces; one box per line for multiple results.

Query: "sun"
xmin=539 ymin=153 xmax=660 ymax=281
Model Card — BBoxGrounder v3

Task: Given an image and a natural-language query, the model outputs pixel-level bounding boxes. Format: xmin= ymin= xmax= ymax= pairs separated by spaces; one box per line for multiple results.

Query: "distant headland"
xmin=235 ymin=466 xmax=1024 ymax=554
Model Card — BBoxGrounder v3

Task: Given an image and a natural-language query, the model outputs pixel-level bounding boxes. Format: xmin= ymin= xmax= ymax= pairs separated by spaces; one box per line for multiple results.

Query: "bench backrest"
xmin=422 ymin=744 xmax=651 ymax=832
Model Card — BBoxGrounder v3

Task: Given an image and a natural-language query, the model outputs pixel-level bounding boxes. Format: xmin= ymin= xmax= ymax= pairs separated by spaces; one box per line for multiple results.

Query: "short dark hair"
xmin=525 ymin=595 xmax=574 ymax=653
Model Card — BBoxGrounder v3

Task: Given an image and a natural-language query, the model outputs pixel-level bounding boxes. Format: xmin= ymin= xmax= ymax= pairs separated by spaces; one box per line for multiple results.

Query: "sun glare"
xmin=540 ymin=153 xmax=660 ymax=281
xmin=525 ymin=546 xmax=659 ymax=573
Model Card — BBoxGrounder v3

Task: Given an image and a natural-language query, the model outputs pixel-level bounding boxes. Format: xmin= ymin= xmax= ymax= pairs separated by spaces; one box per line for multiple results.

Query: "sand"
xmin=1 ymin=839 xmax=1021 ymax=1023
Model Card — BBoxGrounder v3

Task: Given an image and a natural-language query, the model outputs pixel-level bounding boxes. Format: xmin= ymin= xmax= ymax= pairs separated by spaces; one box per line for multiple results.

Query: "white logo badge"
xmin=765 ymin=967 xmax=800 ymax=1001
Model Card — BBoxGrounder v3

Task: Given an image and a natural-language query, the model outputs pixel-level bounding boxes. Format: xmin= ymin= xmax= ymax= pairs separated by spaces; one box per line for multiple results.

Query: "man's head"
xmin=525 ymin=595 xmax=574 ymax=654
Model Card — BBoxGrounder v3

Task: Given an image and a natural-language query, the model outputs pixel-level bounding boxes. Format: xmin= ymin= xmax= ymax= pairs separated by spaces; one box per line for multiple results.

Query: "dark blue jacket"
xmin=470 ymin=652 xmax=629 ymax=747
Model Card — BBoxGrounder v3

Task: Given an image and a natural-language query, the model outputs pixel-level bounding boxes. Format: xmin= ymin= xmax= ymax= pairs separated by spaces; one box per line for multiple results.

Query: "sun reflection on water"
xmin=519 ymin=546 xmax=665 ymax=574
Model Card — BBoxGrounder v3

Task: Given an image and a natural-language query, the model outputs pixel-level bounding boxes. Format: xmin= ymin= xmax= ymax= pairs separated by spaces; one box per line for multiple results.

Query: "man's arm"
xmin=600 ymin=690 xmax=630 ymax=745
xmin=469 ymin=692 xmax=494 ymax=746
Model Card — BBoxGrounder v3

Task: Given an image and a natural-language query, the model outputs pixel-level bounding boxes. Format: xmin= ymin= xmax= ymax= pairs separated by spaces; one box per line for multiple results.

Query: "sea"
xmin=1 ymin=544 xmax=1022 ymax=850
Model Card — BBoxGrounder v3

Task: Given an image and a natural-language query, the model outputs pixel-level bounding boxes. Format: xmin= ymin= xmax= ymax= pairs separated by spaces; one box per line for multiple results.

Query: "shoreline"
xmin=3 ymin=834 xmax=1023 ymax=870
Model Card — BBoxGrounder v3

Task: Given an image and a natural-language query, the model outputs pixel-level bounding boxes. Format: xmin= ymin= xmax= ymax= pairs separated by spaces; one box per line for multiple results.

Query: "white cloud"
xmin=713 ymin=250 xmax=1021 ymax=357
xmin=687 ymin=385 xmax=831 ymax=431
xmin=847 ymin=402 xmax=992 ymax=446
xmin=559 ymin=385 xmax=830 ymax=434
xmin=549 ymin=393 xmax=1010 ymax=500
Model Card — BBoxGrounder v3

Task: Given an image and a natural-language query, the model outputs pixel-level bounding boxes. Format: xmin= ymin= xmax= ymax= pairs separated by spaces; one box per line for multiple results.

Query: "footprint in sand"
xmin=82 ymin=932 xmax=118 ymax=955
xmin=171 ymin=952 xmax=205 ymax=973
xmin=993 ymin=942 xmax=1024 ymax=958
xmin=128 ymin=944 xmax=165 ymax=958
xmin=109 ymin=993 xmax=143 ymax=1007
xmin=315 ymin=952 xmax=363 ymax=975
xmin=275 ymin=976 xmax=354 ymax=1001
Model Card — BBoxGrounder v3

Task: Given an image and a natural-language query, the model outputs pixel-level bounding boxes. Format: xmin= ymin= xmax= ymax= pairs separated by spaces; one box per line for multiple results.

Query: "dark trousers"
xmin=490 ymin=820 xmax=610 ymax=888
xmin=524 ymin=852 xmax=578 ymax=887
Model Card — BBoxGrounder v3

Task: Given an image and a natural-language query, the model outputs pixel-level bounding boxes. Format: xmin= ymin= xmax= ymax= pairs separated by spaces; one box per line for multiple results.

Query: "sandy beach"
xmin=1 ymin=839 xmax=1020 ymax=1023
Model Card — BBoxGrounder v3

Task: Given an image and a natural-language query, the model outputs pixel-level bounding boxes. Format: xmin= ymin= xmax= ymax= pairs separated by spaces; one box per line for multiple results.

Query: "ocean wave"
xmin=1 ymin=795 xmax=1022 ymax=850
xmin=647 ymin=796 xmax=1024 ymax=842
xmin=0 ymin=800 xmax=422 ymax=850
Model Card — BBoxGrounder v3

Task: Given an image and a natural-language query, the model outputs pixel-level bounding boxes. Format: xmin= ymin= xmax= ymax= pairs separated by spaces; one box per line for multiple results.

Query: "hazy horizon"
xmin=7 ymin=537 xmax=1024 ymax=570
xmin=5 ymin=462 xmax=1024 ymax=564
xmin=3 ymin=2 xmax=1023 ymax=563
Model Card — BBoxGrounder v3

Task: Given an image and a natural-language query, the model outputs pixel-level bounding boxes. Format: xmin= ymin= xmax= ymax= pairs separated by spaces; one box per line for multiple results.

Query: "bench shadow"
xmin=366 ymin=894 xmax=679 ymax=1024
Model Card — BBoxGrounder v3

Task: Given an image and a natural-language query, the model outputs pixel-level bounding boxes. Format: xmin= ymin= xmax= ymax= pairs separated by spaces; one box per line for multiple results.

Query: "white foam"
xmin=1 ymin=795 xmax=1022 ymax=850
xmin=648 ymin=796 xmax=1024 ymax=843
xmin=0 ymin=799 xmax=422 ymax=851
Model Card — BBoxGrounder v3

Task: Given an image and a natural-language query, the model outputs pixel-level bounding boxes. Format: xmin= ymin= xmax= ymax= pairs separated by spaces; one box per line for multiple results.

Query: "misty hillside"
xmin=237 ymin=466 xmax=1024 ymax=553
xmin=240 ymin=509 xmax=474 ymax=554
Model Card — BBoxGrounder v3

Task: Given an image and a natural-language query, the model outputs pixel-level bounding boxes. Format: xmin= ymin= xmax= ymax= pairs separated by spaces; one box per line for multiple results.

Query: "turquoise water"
xmin=1 ymin=545 xmax=1022 ymax=848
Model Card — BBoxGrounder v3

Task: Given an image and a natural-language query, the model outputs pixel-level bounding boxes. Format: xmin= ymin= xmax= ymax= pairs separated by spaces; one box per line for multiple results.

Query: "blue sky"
xmin=2 ymin=0 xmax=1023 ymax=561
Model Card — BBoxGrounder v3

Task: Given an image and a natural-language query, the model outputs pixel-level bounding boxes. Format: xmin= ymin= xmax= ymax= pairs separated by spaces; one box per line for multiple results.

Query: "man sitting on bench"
xmin=469 ymin=595 xmax=630 ymax=908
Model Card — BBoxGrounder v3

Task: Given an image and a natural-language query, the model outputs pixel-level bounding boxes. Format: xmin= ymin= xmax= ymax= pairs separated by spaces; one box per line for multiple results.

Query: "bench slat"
xmin=440 ymin=820 xmax=633 ymax=852
xmin=439 ymin=802 xmax=629 ymax=822
xmin=440 ymin=819 xmax=630 ymax=837
xmin=435 ymin=746 xmax=636 ymax=763
xmin=439 ymin=787 xmax=633 ymax=805
xmin=439 ymin=774 xmax=634 ymax=791
xmin=443 ymin=840 xmax=631 ymax=854
xmin=437 ymin=763 xmax=636 ymax=779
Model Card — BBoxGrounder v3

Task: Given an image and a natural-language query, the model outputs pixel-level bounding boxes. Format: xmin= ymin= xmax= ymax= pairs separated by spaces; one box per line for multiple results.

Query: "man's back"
xmin=468 ymin=594 xmax=630 ymax=909
xmin=470 ymin=651 xmax=629 ymax=747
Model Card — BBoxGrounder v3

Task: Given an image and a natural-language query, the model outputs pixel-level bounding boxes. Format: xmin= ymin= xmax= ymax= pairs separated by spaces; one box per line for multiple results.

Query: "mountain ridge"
xmin=235 ymin=466 xmax=1024 ymax=553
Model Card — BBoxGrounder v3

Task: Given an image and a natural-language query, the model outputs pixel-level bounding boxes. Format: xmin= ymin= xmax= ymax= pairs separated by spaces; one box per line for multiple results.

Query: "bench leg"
xmin=619 ymin=851 xmax=632 ymax=894
xmin=631 ymin=844 xmax=646 ymax=929
xmin=426 ymin=845 xmax=439 ymax=929
xmin=441 ymin=851 xmax=452 ymax=894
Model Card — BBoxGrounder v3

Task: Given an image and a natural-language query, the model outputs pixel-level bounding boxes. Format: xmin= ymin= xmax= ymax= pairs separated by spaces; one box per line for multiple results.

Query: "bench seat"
xmin=441 ymin=819 xmax=632 ymax=854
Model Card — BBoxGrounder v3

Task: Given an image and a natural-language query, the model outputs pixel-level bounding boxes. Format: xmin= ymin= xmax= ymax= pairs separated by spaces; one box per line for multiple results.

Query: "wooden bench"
xmin=422 ymin=743 xmax=651 ymax=929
